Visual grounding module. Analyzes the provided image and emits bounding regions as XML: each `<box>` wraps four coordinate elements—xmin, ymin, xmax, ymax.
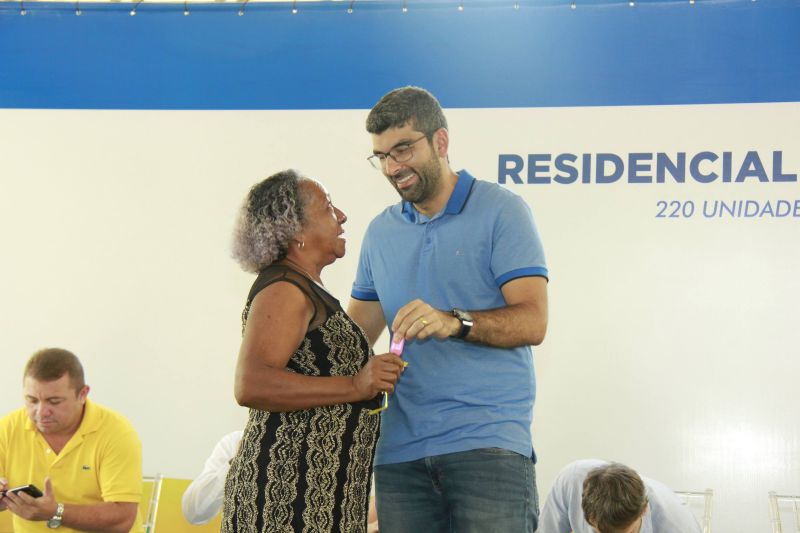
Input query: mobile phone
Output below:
<box><xmin>1</xmin><ymin>484</ymin><xmax>43</xmax><ymax>498</ymax></box>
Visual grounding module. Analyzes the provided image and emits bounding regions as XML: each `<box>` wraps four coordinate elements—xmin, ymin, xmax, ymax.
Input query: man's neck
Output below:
<box><xmin>413</xmin><ymin>170</ymin><xmax>459</xmax><ymax>218</ymax></box>
<box><xmin>44</xmin><ymin>433</ymin><xmax>73</xmax><ymax>455</ymax></box>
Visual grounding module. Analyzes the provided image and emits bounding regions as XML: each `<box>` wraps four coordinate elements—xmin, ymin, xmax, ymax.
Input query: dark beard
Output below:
<box><xmin>392</xmin><ymin>156</ymin><xmax>441</xmax><ymax>205</ymax></box>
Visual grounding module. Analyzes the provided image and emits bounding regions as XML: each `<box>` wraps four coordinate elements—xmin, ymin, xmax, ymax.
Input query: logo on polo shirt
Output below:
<box><xmin>82</xmin><ymin>465</ymin><xmax>91</xmax><ymax>470</ymax></box>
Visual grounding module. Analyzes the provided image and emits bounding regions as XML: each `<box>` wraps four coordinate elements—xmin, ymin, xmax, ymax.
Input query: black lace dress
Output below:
<box><xmin>222</xmin><ymin>265</ymin><xmax>381</xmax><ymax>533</ymax></box>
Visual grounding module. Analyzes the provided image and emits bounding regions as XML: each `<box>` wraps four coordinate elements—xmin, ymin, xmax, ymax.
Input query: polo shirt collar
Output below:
<box><xmin>77</xmin><ymin>399</ymin><xmax>100</xmax><ymax>436</ymax></box>
<box><xmin>401</xmin><ymin>170</ymin><xmax>475</xmax><ymax>222</ymax></box>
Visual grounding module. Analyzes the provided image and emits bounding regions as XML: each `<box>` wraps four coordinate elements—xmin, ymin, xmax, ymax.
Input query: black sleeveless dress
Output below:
<box><xmin>222</xmin><ymin>265</ymin><xmax>381</xmax><ymax>533</ymax></box>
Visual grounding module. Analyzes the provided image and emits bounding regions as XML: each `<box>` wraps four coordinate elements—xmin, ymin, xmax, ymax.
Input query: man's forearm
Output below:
<box><xmin>467</xmin><ymin>302</ymin><xmax>547</xmax><ymax>348</ymax></box>
<box><xmin>61</xmin><ymin>501</ymin><xmax>138</xmax><ymax>533</ymax></box>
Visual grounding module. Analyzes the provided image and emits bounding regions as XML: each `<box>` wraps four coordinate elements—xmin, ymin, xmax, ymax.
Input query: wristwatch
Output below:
<box><xmin>47</xmin><ymin>502</ymin><xmax>64</xmax><ymax>529</ymax></box>
<box><xmin>450</xmin><ymin>308</ymin><xmax>474</xmax><ymax>339</ymax></box>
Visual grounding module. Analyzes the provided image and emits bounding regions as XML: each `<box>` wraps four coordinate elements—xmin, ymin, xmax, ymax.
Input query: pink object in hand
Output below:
<box><xmin>390</xmin><ymin>337</ymin><xmax>405</xmax><ymax>356</ymax></box>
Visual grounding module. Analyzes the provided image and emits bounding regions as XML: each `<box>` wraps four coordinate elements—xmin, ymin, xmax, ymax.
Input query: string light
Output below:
<box><xmin>10</xmin><ymin>0</ymin><xmax>740</xmax><ymax>19</ymax></box>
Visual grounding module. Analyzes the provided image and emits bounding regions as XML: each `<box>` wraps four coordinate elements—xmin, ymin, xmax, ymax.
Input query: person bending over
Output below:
<box><xmin>539</xmin><ymin>459</ymin><xmax>701</xmax><ymax>533</ymax></box>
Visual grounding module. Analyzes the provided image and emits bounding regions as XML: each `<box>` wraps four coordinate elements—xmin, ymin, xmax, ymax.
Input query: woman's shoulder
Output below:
<box><xmin>248</xmin><ymin>264</ymin><xmax>313</xmax><ymax>302</ymax></box>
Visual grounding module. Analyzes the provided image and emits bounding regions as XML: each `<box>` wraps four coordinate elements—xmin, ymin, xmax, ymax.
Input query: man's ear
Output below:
<box><xmin>78</xmin><ymin>385</ymin><xmax>90</xmax><ymax>402</ymax></box>
<box><xmin>433</xmin><ymin>127</ymin><xmax>450</xmax><ymax>159</ymax></box>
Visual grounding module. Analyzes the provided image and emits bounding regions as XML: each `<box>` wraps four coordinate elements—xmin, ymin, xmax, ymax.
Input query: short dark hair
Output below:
<box><xmin>24</xmin><ymin>348</ymin><xmax>86</xmax><ymax>392</ymax></box>
<box><xmin>582</xmin><ymin>463</ymin><xmax>648</xmax><ymax>533</ymax></box>
<box><xmin>366</xmin><ymin>86</ymin><xmax>448</xmax><ymax>139</ymax></box>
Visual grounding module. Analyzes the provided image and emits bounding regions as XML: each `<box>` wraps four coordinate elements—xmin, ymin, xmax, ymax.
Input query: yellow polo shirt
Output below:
<box><xmin>0</xmin><ymin>399</ymin><xmax>143</xmax><ymax>533</ymax></box>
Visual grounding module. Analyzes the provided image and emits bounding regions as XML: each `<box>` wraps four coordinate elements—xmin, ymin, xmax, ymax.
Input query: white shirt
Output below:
<box><xmin>181</xmin><ymin>430</ymin><xmax>244</xmax><ymax>525</ymax></box>
<box><xmin>539</xmin><ymin>459</ymin><xmax>702</xmax><ymax>533</ymax></box>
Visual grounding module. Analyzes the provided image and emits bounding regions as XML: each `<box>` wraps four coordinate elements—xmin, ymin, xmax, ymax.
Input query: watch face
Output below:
<box><xmin>451</xmin><ymin>308</ymin><xmax>473</xmax><ymax>339</ymax></box>
<box><xmin>454</xmin><ymin>308</ymin><xmax>472</xmax><ymax>322</ymax></box>
<box><xmin>47</xmin><ymin>503</ymin><xmax>64</xmax><ymax>528</ymax></box>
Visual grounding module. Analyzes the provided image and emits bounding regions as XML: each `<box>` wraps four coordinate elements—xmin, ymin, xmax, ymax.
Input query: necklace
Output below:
<box><xmin>281</xmin><ymin>258</ymin><xmax>325</xmax><ymax>287</ymax></box>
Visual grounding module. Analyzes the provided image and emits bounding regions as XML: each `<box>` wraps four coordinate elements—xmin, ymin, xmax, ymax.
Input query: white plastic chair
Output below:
<box><xmin>674</xmin><ymin>489</ymin><xmax>713</xmax><ymax>533</ymax></box>
<box><xmin>141</xmin><ymin>474</ymin><xmax>164</xmax><ymax>533</ymax></box>
<box><xmin>769</xmin><ymin>491</ymin><xmax>800</xmax><ymax>533</ymax></box>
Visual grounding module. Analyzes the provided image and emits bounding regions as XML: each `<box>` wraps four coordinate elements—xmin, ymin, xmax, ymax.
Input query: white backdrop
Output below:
<box><xmin>1</xmin><ymin>103</ymin><xmax>799</xmax><ymax>532</ymax></box>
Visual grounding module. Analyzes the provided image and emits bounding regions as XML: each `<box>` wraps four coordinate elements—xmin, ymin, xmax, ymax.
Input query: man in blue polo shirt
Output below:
<box><xmin>348</xmin><ymin>86</ymin><xmax>549</xmax><ymax>532</ymax></box>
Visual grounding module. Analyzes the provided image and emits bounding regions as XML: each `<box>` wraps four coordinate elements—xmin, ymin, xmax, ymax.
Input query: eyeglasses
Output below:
<box><xmin>367</xmin><ymin>392</ymin><xmax>389</xmax><ymax>415</ymax></box>
<box><xmin>367</xmin><ymin>134</ymin><xmax>428</xmax><ymax>170</ymax></box>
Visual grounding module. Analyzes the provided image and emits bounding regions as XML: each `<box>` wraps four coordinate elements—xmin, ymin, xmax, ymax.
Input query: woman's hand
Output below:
<box><xmin>353</xmin><ymin>354</ymin><xmax>406</xmax><ymax>400</ymax></box>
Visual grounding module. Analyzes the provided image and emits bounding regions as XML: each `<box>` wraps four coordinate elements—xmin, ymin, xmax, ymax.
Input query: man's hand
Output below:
<box><xmin>2</xmin><ymin>477</ymin><xmax>57</xmax><ymax>521</ymax></box>
<box><xmin>393</xmin><ymin>277</ymin><xmax>548</xmax><ymax>349</ymax></box>
<box><xmin>0</xmin><ymin>477</ymin><xmax>9</xmax><ymax>511</ymax></box>
<box><xmin>392</xmin><ymin>299</ymin><xmax>458</xmax><ymax>341</ymax></box>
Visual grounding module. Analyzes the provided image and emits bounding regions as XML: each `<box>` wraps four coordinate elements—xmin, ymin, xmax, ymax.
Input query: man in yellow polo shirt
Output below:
<box><xmin>0</xmin><ymin>348</ymin><xmax>143</xmax><ymax>532</ymax></box>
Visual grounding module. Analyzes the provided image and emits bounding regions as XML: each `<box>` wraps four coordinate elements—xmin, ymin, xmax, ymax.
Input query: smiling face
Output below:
<box><xmin>371</xmin><ymin>122</ymin><xmax>445</xmax><ymax>209</ymax></box>
<box><xmin>24</xmin><ymin>374</ymin><xmax>89</xmax><ymax>438</ymax></box>
<box><xmin>297</xmin><ymin>179</ymin><xmax>348</xmax><ymax>265</ymax></box>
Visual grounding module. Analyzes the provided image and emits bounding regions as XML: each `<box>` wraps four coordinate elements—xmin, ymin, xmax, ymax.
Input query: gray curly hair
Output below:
<box><xmin>232</xmin><ymin>169</ymin><xmax>310</xmax><ymax>273</ymax></box>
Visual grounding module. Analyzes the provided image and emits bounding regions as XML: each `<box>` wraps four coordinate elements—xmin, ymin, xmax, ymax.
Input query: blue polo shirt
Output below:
<box><xmin>352</xmin><ymin>170</ymin><xmax>548</xmax><ymax>465</ymax></box>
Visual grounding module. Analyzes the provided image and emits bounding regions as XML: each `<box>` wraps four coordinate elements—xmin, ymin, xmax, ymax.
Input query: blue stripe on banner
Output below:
<box><xmin>1</xmin><ymin>0</ymin><xmax>798</xmax><ymax>109</ymax></box>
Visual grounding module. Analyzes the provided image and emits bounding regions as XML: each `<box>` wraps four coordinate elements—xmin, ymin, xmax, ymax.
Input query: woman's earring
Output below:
<box><xmin>296</xmin><ymin>240</ymin><xmax>305</xmax><ymax>250</ymax></box>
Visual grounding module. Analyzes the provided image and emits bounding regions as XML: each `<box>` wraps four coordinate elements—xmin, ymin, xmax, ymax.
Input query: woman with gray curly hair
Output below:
<box><xmin>223</xmin><ymin>169</ymin><xmax>404</xmax><ymax>533</ymax></box>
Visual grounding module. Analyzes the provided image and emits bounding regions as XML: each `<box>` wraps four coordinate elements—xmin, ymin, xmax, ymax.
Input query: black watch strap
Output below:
<box><xmin>451</xmin><ymin>308</ymin><xmax>474</xmax><ymax>339</ymax></box>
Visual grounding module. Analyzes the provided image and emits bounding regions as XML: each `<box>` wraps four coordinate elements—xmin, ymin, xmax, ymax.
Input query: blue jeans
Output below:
<box><xmin>374</xmin><ymin>448</ymin><xmax>539</xmax><ymax>533</ymax></box>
